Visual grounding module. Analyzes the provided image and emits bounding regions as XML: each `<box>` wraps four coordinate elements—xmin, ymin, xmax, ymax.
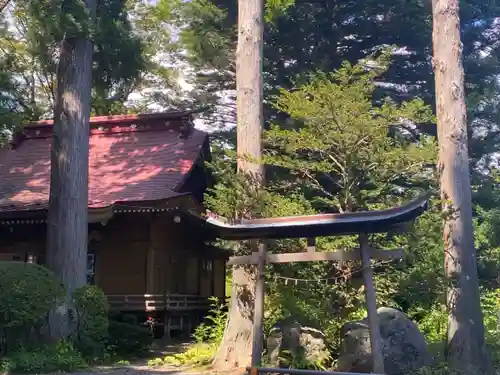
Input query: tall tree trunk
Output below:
<box><xmin>432</xmin><ymin>0</ymin><xmax>492</xmax><ymax>373</ymax></box>
<box><xmin>213</xmin><ymin>266</ymin><xmax>255</xmax><ymax>370</ymax></box>
<box><xmin>0</xmin><ymin>0</ymin><xmax>11</xmax><ymax>13</ymax></box>
<box><xmin>213</xmin><ymin>0</ymin><xmax>264</xmax><ymax>370</ymax></box>
<box><xmin>46</xmin><ymin>0</ymin><xmax>96</xmax><ymax>340</ymax></box>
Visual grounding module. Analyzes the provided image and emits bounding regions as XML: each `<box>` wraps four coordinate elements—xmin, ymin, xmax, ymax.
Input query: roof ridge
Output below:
<box><xmin>25</xmin><ymin>110</ymin><xmax>198</xmax><ymax>128</ymax></box>
<box><xmin>12</xmin><ymin>110</ymin><xmax>206</xmax><ymax>149</ymax></box>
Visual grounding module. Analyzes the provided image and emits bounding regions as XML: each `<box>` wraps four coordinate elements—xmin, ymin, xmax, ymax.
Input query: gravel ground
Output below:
<box><xmin>70</xmin><ymin>364</ymin><xmax>197</xmax><ymax>375</ymax></box>
<box><xmin>23</xmin><ymin>342</ymin><xmax>241</xmax><ymax>375</ymax></box>
<box><xmin>69</xmin><ymin>364</ymin><xmax>241</xmax><ymax>375</ymax></box>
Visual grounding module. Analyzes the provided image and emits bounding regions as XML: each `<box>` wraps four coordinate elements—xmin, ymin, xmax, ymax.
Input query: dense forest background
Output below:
<box><xmin>2</xmin><ymin>0</ymin><xmax>500</xmax><ymax>368</ymax></box>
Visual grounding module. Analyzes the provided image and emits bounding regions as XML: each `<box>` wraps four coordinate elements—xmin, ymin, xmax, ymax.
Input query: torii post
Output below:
<box><xmin>228</xmin><ymin>233</ymin><xmax>401</xmax><ymax>373</ymax></box>
<box><xmin>183</xmin><ymin>194</ymin><xmax>429</xmax><ymax>374</ymax></box>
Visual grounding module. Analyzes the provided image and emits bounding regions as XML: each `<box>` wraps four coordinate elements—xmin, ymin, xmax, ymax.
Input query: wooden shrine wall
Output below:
<box><xmin>0</xmin><ymin>213</ymin><xmax>228</xmax><ymax>301</ymax></box>
<box><xmin>93</xmin><ymin>215</ymin><xmax>150</xmax><ymax>294</ymax></box>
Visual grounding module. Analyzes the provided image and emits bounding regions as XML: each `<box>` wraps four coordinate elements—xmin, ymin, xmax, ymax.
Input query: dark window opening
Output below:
<box><xmin>202</xmin><ymin>259</ymin><xmax>213</xmax><ymax>275</ymax></box>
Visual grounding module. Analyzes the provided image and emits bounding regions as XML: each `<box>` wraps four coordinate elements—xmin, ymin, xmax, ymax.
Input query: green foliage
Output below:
<box><xmin>73</xmin><ymin>285</ymin><xmax>109</xmax><ymax>358</ymax></box>
<box><xmin>276</xmin><ymin>349</ymin><xmax>331</xmax><ymax>371</ymax></box>
<box><xmin>91</xmin><ymin>0</ymin><xmax>146</xmax><ymax>115</ymax></box>
<box><xmin>159</xmin><ymin>343</ymin><xmax>217</xmax><ymax>367</ymax></box>
<box><xmin>410</xmin><ymin>290</ymin><xmax>500</xmax><ymax>366</ymax></box>
<box><xmin>193</xmin><ymin>297</ymin><xmax>227</xmax><ymax>344</ymax></box>
<box><xmin>25</xmin><ymin>0</ymin><xmax>95</xmax><ymax>42</ymax></box>
<box><xmin>414</xmin><ymin>303</ymin><xmax>447</xmax><ymax>362</ymax></box>
<box><xmin>414</xmin><ymin>363</ymin><xmax>466</xmax><ymax>375</ymax></box>
<box><xmin>0</xmin><ymin>262</ymin><xmax>64</xmax><ymax>351</ymax></box>
<box><xmin>262</xmin><ymin>59</ymin><xmax>435</xmax><ymax>351</ymax></box>
<box><xmin>152</xmin><ymin>297</ymin><xmax>228</xmax><ymax>368</ymax></box>
<box><xmin>480</xmin><ymin>289</ymin><xmax>500</xmax><ymax>366</ymax></box>
<box><xmin>204</xmin><ymin>151</ymin><xmax>268</xmax><ymax>223</ymax></box>
<box><xmin>174</xmin><ymin>0</ymin><xmax>234</xmax><ymax>72</ymax></box>
<box><xmin>203</xmin><ymin>56</ymin><xmax>440</xmax><ymax>361</ymax></box>
<box><xmin>0</xmin><ymin>341</ymin><xmax>88</xmax><ymax>374</ymax></box>
<box><xmin>265</xmin><ymin>56</ymin><xmax>436</xmax><ymax>212</ymax></box>
<box><xmin>0</xmin><ymin>0</ymin><xmax>499</xmax><ymax>370</ymax></box>
<box><xmin>265</xmin><ymin>0</ymin><xmax>295</xmax><ymax>23</ymax></box>
<box><xmin>106</xmin><ymin>320</ymin><xmax>152</xmax><ymax>358</ymax></box>
<box><xmin>174</xmin><ymin>0</ymin><xmax>500</xmax><ymax>179</ymax></box>
<box><xmin>0</xmin><ymin>262</ymin><xmax>64</xmax><ymax>328</ymax></box>
<box><xmin>3</xmin><ymin>0</ymin><xmax>146</xmax><ymax>119</ymax></box>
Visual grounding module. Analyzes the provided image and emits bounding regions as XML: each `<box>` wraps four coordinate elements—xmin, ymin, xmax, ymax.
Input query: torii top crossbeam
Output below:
<box><xmin>184</xmin><ymin>194</ymin><xmax>428</xmax><ymax>240</ymax></box>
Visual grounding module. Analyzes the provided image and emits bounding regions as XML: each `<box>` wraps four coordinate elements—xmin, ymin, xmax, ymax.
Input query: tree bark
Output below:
<box><xmin>0</xmin><ymin>0</ymin><xmax>11</xmax><ymax>13</ymax></box>
<box><xmin>235</xmin><ymin>0</ymin><xmax>264</xmax><ymax>179</ymax></box>
<box><xmin>213</xmin><ymin>0</ymin><xmax>265</xmax><ymax>370</ymax></box>
<box><xmin>432</xmin><ymin>0</ymin><xmax>492</xmax><ymax>373</ymax></box>
<box><xmin>212</xmin><ymin>266</ymin><xmax>255</xmax><ymax>370</ymax></box>
<box><xmin>46</xmin><ymin>0</ymin><xmax>96</xmax><ymax>341</ymax></box>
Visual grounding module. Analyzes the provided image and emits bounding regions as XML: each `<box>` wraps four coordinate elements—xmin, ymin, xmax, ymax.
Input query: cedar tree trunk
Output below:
<box><xmin>0</xmin><ymin>0</ymin><xmax>10</xmax><ymax>13</ymax></box>
<box><xmin>213</xmin><ymin>266</ymin><xmax>256</xmax><ymax>370</ymax></box>
<box><xmin>46</xmin><ymin>0</ymin><xmax>96</xmax><ymax>340</ymax></box>
<box><xmin>432</xmin><ymin>0</ymin><xmax>492</xmax><ymax>373</ymax></box>
<box><xmin>213</xmin><ymin>0</ymin><xmax>265</xmax><ymax>370</ymax></box>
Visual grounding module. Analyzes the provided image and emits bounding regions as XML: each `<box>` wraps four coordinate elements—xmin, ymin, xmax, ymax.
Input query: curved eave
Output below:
<box><xmin>0</xmin><ymin>193</ymin><xmax>196</xmax><ymax>223</ymax></box>
<box><xmin>184</xmin><ymin>194</ymin><xmax>429</xmax><ymax>240</ymax></box>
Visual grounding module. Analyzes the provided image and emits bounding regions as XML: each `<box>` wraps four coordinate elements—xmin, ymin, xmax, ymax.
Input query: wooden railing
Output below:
<box><xmin>106</xmin><ymin>294</ymin><xmax>211</xmax><ymax>312</ymax></box>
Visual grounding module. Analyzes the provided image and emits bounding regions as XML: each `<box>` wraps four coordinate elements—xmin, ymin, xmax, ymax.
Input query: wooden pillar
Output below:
<box><xmin>251</xmin><ymin>241</ymin><xmax>266</xmax><ymax>367</ymax></box>
<box><xmin>146</xmin><ymin>215</ymin><xmax>157</xmax><ymax>294</ymax></box>
<box><xmin>197</xmin><ymin>257</ymin><xmax>202</xmax><ymax>295</ymax></box>
<box><xmin>307</xmin><ymin>237</ymin><xmax>316</xmax><ymax>252</ymax></box>
<box><xmin>359</xmin><ymin>232</ymin><xmax>385</xmax><ymax>374</ymax></box>
<box><xmin>211</xmin><ymin>259</ymin><xmax>215</xmax><ymax>297</ymax></box>
<box><xmin>176</xmin><ymin>256</ymin><xmax>187</xmax><ymax>294</ymax></box>
<box><xmin>222</xmin><ymin>259</ymin><xmax>227</xmax><ymax>301</ymax></box>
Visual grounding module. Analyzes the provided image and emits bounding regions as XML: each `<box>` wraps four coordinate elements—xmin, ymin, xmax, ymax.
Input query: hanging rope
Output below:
<box><xmin>268</xmin><ymin>259</ymin><xmax>397</xmax><ymax>286</ymax></box>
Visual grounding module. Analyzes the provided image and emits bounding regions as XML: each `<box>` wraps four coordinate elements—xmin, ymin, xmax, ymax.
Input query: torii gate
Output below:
<box><xmin>182</xmin><ymin>194</ymin><xmax>429</xmax><ymax>374</ymax></box>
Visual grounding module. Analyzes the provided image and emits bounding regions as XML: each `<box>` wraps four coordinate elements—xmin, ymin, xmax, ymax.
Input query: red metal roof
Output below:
<box><xmin>0</xmin><ymin>112</ymin><xmax>208</xmax><ymax>213</ymax></box>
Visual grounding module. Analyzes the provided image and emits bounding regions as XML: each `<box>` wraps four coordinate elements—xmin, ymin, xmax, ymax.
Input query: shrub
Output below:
<box><xmin>416</xmin><ymin>292</ymin><xmax>500</xmax><ymax>366</ymax></box>
<box><xmin>73</xmin><ymin>285</ymin><xmax>109</xmax><ymax>358</ymax></box>
<box><xmin>480</xmin><ymin>289</ymin><xmax>500</xmax><ymax>366</ymax></box>
<box><xmin>0</xmin><ymin>341</ymin><xmax>88</xmax><ymax>373</ymax></box>
<box><xmin>121</xmin><ymin>313</ymin><xmax>139</xmax><ymax>325</ymax></box>
<box><xmin>0</xmin><ymin>262</ymin><xmax>64</xmax><ymax>352</ymax></box>
<box><xmin>193</xmin><ymin>297</ymin><xmax>227</xmax><ymax>344</ymax></box>
<box><xmin>276</xmin><ymin>349</ymin><xmax>331</xmax><ymax>371</ymax></box>
<box><xmin>160</xmin><ymin>343</ymin><xmax>217</xmax><ymax>367</ymax></box>
<box><xmin>106</xmin><ymin>320</ymin><xmax>152</xmax><ymax>357</ymax></box>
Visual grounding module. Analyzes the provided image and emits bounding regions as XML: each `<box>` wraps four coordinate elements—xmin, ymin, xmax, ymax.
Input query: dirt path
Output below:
<box><xmin>72</xmin><ymin>364</ymin><xmax>239</xmax><ymax>375</ymax></box>
<box><xmin>71</xmin><ymin>364</ymin><xmax>197</xmax><ymax>375</ymax></box>
<box><xmin>52</xmin><ymin>342</ymin><xmax>240</xmax><ymax>375</ymax></box>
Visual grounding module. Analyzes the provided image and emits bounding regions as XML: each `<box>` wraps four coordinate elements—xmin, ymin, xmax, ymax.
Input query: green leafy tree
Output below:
<box><xmin>123</xmin><ymin>0</ymin><xmax>198</xmax><ymax>113</ymax></box>
<box><xmin>206</xmin><ymin>57</ymin><xmax>439</xmax><ymax>360</ymax></box>
<box><xmin>264</xmin><ymin>54</ymin><xmax>436</xmax><ymax>212</ymax></box>
<box><xmin>2</xmin><ymin>0</ymin><xmax>146</xmax><ymax>118</ymax></box>
<box><xmin>0</xmin><ymin>8</ymin><xmax>50</xmax><ymax>128</ymax></box>
<box><xmin>168</xmin><ymin>0</ymin><xmax>500</xmax><ymax>175</ymax></box>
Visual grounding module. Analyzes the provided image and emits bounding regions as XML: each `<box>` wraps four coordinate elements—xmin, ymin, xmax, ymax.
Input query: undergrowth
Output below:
<box><xmin>0</xmin><ymin>275</ymin><xmax>152</xmax><ymax>373</ymax></box>
<box><xmin>0</xmin><ymin>341</ymin><xmax>88</xmax><ymax>374</ymax></box>
<box><xmin>273</xmin><ymin>349</ymin><xmax>331</xmax><ymax>371</ymax></box>
<box><xmin>148</xmin><ymin>297</ymin><xmax>227</xmax><ymax>368</ymax></box>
